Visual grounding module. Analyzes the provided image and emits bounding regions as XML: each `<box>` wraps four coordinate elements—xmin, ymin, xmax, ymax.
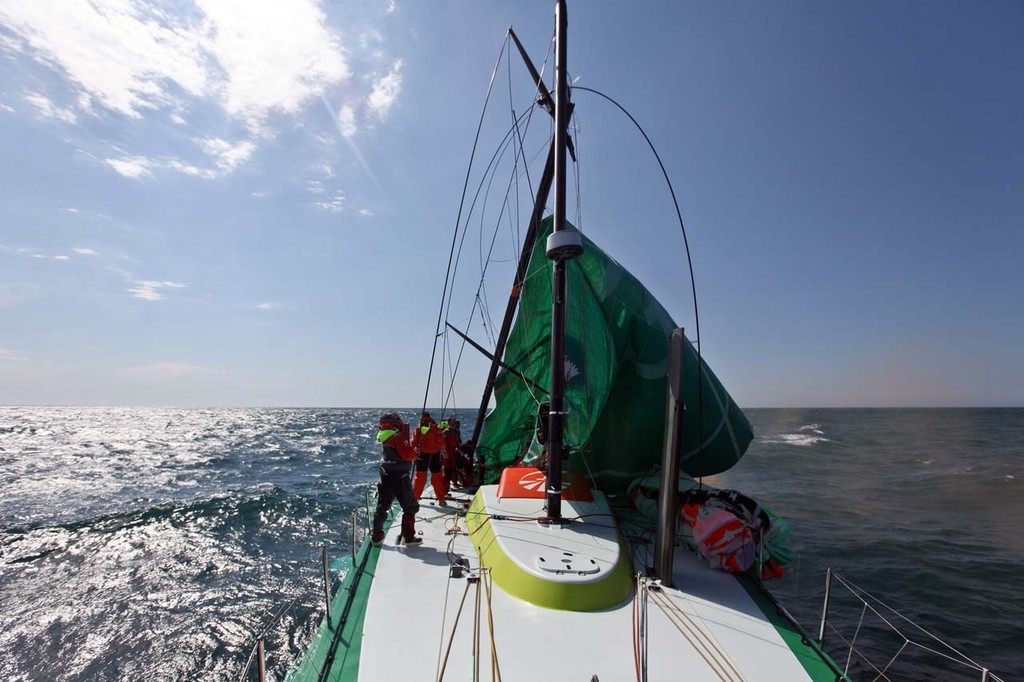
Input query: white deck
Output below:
<box><xmin>358</xmin><ymin>487</ymin><xmax>818</xmax><ymax>681</ymax></box>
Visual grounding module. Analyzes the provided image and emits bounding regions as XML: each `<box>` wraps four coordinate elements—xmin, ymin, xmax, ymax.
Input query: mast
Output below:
<box><xmin>468</xmin><ymin>26</ymin><xmax>570</xmax><ymax>470</ymax></box>
<box><xmin>544</xmin><ymin>0</ymin><xmax>582</xmax><ymax>522</ymax></box>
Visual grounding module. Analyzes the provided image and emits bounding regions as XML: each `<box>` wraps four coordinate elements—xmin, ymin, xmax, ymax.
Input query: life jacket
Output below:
<box><xmin>412</xmin><ymin>415</ymin><xmax>445</xmax><ymax>454</ymax></box>
<box><xmin>377</xmin><ymin>413</ymin><xmax>415</xmax><ymax>471</ymax></box>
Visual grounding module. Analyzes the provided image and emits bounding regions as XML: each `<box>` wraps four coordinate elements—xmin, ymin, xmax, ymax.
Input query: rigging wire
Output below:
<box><xmin>440</xmin><ymin>109</ymin><xmax>544</xmax><ymax>412</ymax></box>
<box><xmin>438</xmin><ymin>33</ymin><xmax>555</xmax><ymax>417</ymax></box>
<box><xmin>422</xmin><ymin>35</ymin><xmax>511</xmax><ymax>415</ymax></box>
<box><xmin>572</xmin><ymin>85</ymin><xmax>706</xmax><ymax>463</ymax></box>
<box><xmin>440</xmin><ymin>122</ymin><xmax>551</xmax><ymax>410</ymax></box>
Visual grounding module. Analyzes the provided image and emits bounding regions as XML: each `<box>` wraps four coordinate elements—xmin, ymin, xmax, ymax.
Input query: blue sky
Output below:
<box><xmin>0</xmin><ymin>1</ymin><xmax>1021</xmax><ymax>408</ymax></box>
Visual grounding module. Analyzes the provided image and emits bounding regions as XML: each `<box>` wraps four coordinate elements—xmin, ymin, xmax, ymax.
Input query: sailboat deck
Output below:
<box><xmin>351</xmin><ymin>488</ymin><xmax>837</xmax><ymax>682</ymax></box>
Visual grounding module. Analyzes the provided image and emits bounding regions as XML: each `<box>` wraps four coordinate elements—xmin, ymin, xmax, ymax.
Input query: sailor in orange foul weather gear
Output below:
<box><xmin>411</xmin><ymin>411</ymin><xmax>447</xmax><ymax>505</ymax></box>
<box><xmin>371</xmin><ymin>412</ymin><xmax>421</xmax><ymax>545</ymax></box>
<box><xmin>440</xmin><ymin>416</ymin><xmax>464</xmax><ymax>487</ymax></box>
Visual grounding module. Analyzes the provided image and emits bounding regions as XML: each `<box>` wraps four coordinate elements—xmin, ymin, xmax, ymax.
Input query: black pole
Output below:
<box><xmin>446</xmin><ymin>322</ymin><xmax>549</xmax><ymax>396</ymax></box>
<box><xmin>508</xmin><ymin>28</ymin><xmax>555</xmax><ymax>115</ymax></box>
<box><xmin>545</xmin><ymin>0</ymin><xmax>572</xmax><ymax>523</ymax></box>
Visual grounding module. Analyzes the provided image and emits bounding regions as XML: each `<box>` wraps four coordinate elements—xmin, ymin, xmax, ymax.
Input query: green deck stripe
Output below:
<box><xmin>737</xmin><ymin>577</ymin><xmax>849</xmax><ymax>682</ymax></box>
<box><xmin>287</xmin><ymin>518</ymin><xmax>389</xmax><ymax>682</ymax></box>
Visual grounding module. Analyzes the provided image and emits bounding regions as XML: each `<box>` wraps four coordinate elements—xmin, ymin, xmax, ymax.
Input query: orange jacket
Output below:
<box><xmin>412</xmin><ymin>417</ymin><xmax>445</xmax><ymax>455</ymax></box>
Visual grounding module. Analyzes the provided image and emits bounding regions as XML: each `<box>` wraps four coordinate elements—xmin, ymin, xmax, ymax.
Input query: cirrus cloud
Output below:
<box><xmin>0</xmin><ymin>0</ymin><xmax>405</xmax><ymax>181</ymax></box>
<box><xmin>0</xmin><ymin>0</ymin><xmax>349</xmax><ymax>131</ymax></box>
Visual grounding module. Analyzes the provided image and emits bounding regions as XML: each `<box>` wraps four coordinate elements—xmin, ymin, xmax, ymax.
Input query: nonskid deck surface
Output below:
<box><xmin>355</xmin><ymin>486</ymin><xmax>826</xmax><ymax>681</ymax></box>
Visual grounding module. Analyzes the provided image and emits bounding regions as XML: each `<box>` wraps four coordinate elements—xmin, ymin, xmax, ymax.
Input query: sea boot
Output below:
<box><xmin>412</xmin><ymin>471</ymin><xmax>427</xmax><ymax>499</ymax></box>
<box><xmin>400</xmin><ymin>513</ymin><xmax>422</xmax><ymax>545</ymax></box>
<box><xmin>431</xmin><ymin>472</ymin><xmax>448</xmax><ymax>505</ymax></box>
<box><xmin>370</xmin><ymin>529</ymin><xmax>385</xmax><ymax>546</ymax></box>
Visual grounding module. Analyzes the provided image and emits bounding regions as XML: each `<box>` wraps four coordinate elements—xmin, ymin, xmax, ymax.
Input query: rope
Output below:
<box><xmin>421</xmin><ymin>40</ymin><xmax>506</xmax><ymax>415</ymax></box>
<box><xmin>483</xmin><ymin>570</ymin><xmax>503</xmax><ymax>682</ymax></box>
<box><xmin>824</xmin><ymin>621</ymin><xmax>893</xmax><ymax>681</ymax></box>
<box><xmin>844</xmin><ymin>603</ymin><xmax>868</xmax><ymax>675</ymax></box>
<box><xmin>436</xmin><ymin>580</ymin><xmax>473</xmax><ymax>681</ymax></box>
<box><xmin>826</xmin><ymin>571</ymin><xmax>1004</xmax><ymax>679</ymax></box>
<box><xmin>435</xmin><ymin>568</ymin><xmax>456</xmax><ymax>681</ymax></box>
<box><xmin>647</xmin><ymin>586</ymin><xmax>745</xmax><ymax>682</ymax></box>
<box><xmin>832</xmin><ymin>572</ymin><xmax>990</xmax><ymax>671</ymax></box>
<box><xmin>473</xmin><ymin>564</ymin><xmax>482</xmax><ymax>682</ymax></box>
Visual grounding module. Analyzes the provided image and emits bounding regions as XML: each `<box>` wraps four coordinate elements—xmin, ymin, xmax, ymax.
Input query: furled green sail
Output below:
<box><xmin>476</xmin><ymin>217</ymin><xmax>753</xmax><ymax>493</ymax></box>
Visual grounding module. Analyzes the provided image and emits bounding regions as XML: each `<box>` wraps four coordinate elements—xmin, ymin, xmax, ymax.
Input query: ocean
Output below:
<box><xmin>0</xmin><ymin>407</ymin><xmax>1020</xmax><ymax>681</ymax></box>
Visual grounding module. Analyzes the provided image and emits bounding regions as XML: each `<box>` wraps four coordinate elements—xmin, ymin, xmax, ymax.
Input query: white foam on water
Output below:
<box><xmin>761</xmin><ymin>432</ymin><xmax>831</xmax><ymax>447</ymax></box>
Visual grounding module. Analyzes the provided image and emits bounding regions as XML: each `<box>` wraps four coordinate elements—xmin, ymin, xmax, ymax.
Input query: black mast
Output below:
<box><xmin>467</xmin><ymin>10</ymin><xmax>579</xmax><ymax>502</ymax></box>
<box><xmin>544</xmin><ymin>0</ymin><xmax>581</xmax><ymax>523</ymax></box>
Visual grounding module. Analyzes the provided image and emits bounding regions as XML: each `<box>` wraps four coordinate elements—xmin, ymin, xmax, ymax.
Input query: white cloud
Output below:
<box><xmin>105</xmin><ymin>155</ymin><xmax>153</xmax><ymax>178</ymax></box>
<box><xmin>53</xmin><ymin>255</ymin><xmax>71</xmax><ymax>261</ymax></box>
<box><xmin>314</xmin><ymin>195</ymin><xmax>345</xmax><ymax>213</ymax></box>
<box><xmin>359</xmin><ymin>208</ymin><xmax>374</xmax><ymax>217</ymax></box>
<box><xmin>196</xmin><ymin>137</ymin><xmax>256</xmax><ymax>172</ymax></box>
<box><xmin>105</xmin><ymin>139</ymin><xmax>253</xmax><ymax>180</ymax></box>
<box><xmin>127</xmin><ymin>280</ymin><xmax>187</xmax><ymax>301</ymax></box>
<box><xmin>367</xmin><ymin>59</ymin><xmax>402</xmax><ymax>120</ymax></box>
<box><xmin>2</xmin><ymin>3</ymin><xmax>208</xmax><ymax>118</ymax></box>
<box><xmin>73</xmin><ymin>247</ymin><xmax>98</xmax><ymax>256</ymax></box>
<box><xmin>165</xmin><ymin>159</ymin><xmax>215</xmax><ymax>179</ymax></box>
<box><xmin>337</xmin><ymin>104</ymin><xmax>357</xmax><ymax>137</ymax></box>
<box><xmin>23</xmin><ymin>92</ymin><xmax>77</xmax><ymax>123</ymax></box>
<box><xmin>256</xmin><ymin>302</ymin><xmax>274</xmax><ymax>310</ymax></box>
<box><xmin>0</xmin><ymin>0</ymin><xmax>352</xmax><ymax>142</ymax></box>
<box><xmin>1</xmin><ymin>103</ymin><xmax>17</xmax><ymax>113</ymax></box>
<box><xmin>196</xmin><ymin>0</ymin><xmax>349</xmax><ymax>133</ymax></box>
<box><xmin>2</xmin><ymin>0</ymin><xmax>406</xmax><ymax>187</ymax></box>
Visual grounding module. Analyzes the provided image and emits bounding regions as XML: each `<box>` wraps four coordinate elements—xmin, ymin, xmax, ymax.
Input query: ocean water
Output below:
<box><xmin>0</xmin><ymin>407</ymin><xmax>1020</xmax><ymax>681</ymax></box>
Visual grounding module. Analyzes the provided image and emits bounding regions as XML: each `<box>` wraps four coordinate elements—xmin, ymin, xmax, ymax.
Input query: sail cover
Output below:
<box><xmin>477</xmin><ymin>217</ymin><xmax>753</xmax><ymax>493</ymax></box>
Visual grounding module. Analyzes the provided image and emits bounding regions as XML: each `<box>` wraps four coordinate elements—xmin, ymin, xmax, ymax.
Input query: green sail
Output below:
<box><xmin>476</xmin><ymin>217</ymin><xmax>753</xmax><ymax>493</ymax></box>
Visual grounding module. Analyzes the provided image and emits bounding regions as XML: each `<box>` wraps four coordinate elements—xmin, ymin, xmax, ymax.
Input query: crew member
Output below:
<box><xmin>371</xmin><ymin>412</ymin><xmax>421</xmax><ymax>546</ymax></box>
<box><xmin>441</xmin><ymin>416</ymin><xmax>462</xmax><ymax>486</ymax></box>
<box><xmin>412</xmin><ymin>411</ymin><xmax>448</xmax><ymax>505</ymax></box>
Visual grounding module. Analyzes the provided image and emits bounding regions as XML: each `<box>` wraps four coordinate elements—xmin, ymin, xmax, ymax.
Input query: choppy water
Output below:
<box><xmin>1</xmin><ymin>407</ymin><xmax>1021</xmax><ymax>680</ymax></box>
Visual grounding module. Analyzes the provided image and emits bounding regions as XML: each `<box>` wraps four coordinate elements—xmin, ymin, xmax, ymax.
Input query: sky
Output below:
<box><xmin>0</xmin><ymin>1</ymin><xmax>1021</xmax><ymax>408</ymax></box>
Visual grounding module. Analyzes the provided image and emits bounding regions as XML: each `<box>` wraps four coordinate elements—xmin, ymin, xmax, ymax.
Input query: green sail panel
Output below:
<box><xmin>477</xmin><ymin>217</ymin><xmax>753</xmax><ymax>493</ymax></box>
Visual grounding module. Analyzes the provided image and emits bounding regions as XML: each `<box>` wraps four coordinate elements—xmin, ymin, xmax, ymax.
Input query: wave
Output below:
<box><xmin>758</xmin><ymin>422</ymin><xmax>830</xmax><ymax>447</ymax></box>
<box><xmin>2</xmin><ymin>485</ymin><xmax>320</xmax><ymax>546</ymax></box>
